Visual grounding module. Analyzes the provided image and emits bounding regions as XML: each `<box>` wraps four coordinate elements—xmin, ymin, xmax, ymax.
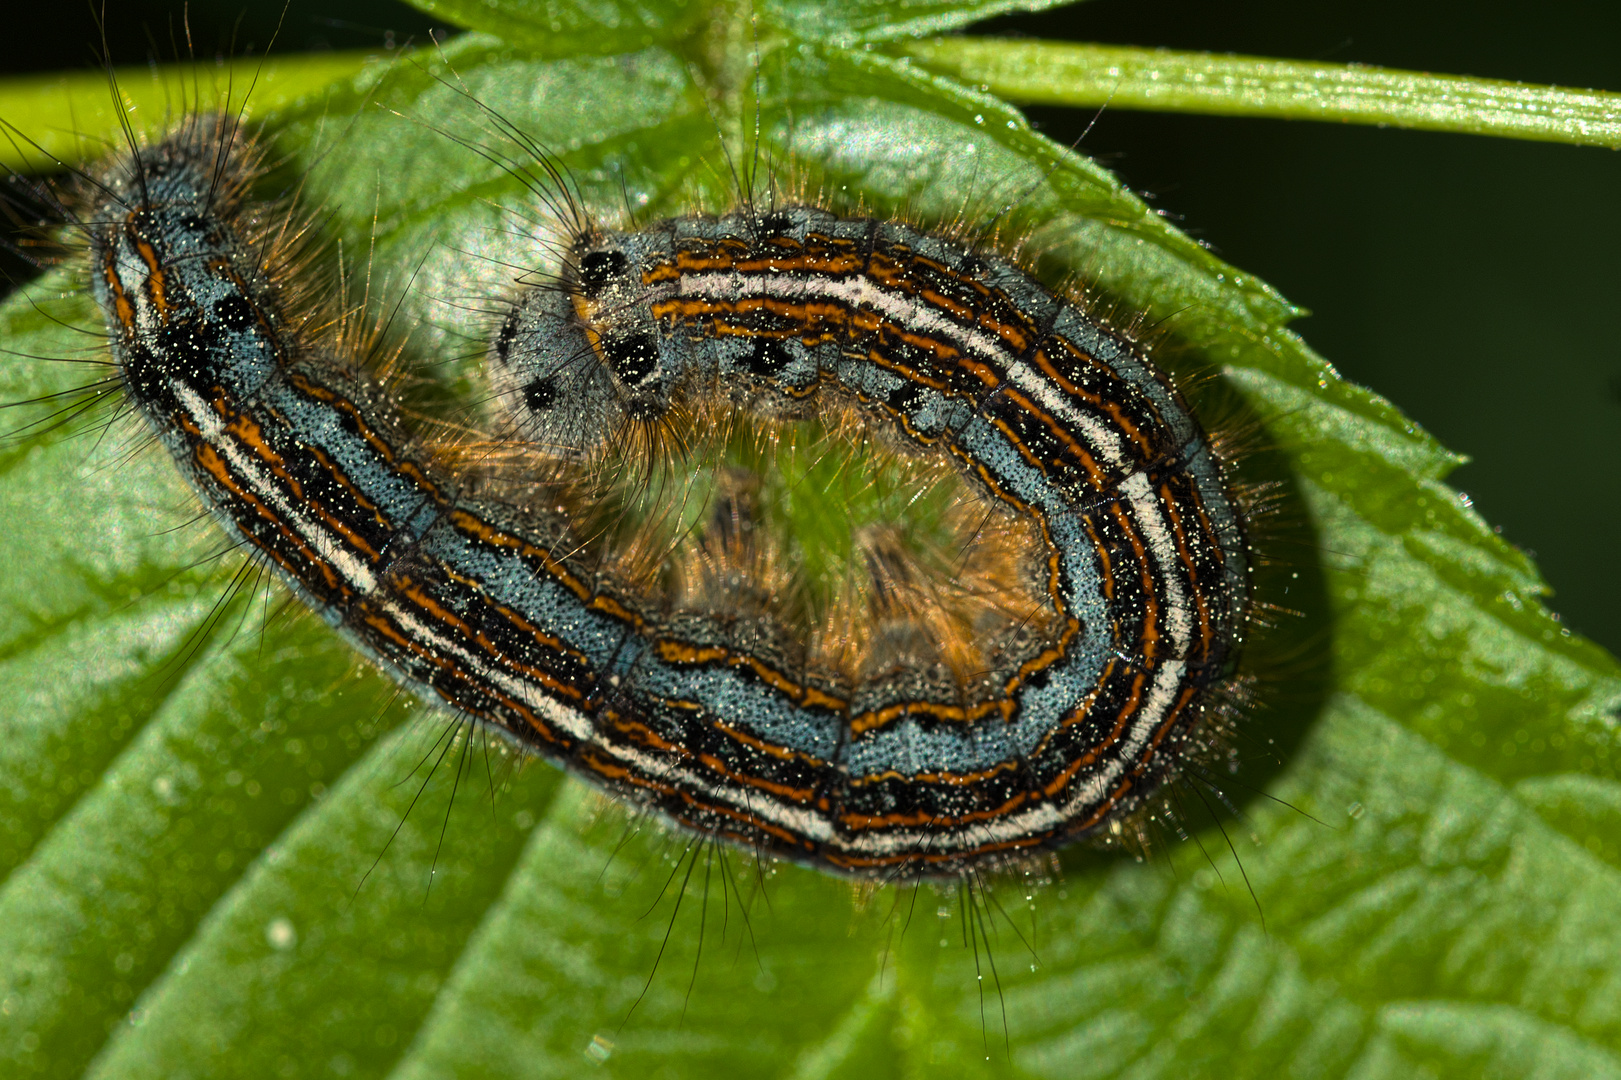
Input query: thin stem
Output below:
<box><xmin>900</xmin><ymin>38</ymin><xmax>1621</xmax><ymax>149</ymax></box>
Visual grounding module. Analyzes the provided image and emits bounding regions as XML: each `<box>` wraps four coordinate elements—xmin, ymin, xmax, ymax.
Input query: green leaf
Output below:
<box><xmin>753</xmin><ymin>0</ymin><xmax>1079</xmax><ymax>46</ymax></box>
<box><xmin>405</xmin><ymin>0</ymin><xmax>708</xmax><ymax>59</ymax></box>
<box><xmin>0</xmin><ymin>54</ymin><xmax>377</xmax><ymax>173</ymax></box>
<box><xmin>412</xmin><ymin>0</ymin><xmax>1078</xmax><ymax>51</ymax></box>
<box><xmin>2</xmin><ymin>4</ymin><xmax>1619</xmax><ymax>1079</ymax></box>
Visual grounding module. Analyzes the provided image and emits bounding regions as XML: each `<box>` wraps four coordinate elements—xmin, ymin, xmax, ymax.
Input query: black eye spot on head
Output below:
<box><xmin>746</xmin><ymin>336</ymin><xmax>791</xmax><ymax>377</ymax></box>
<box><xmin>523</xmin><ymin>376</ymin><xmax>558</xmax><ymax>412</ymax></box>
<box><xmin>607</xmin><ymin>333</ymin><xmax>660</xmax><ymax>386</ymax></box>
<box><xmin>760</xmin><ymin>211</ymin><xmax>793</xmax><ymax>235</ymax></box>
<box><xmin>577</xmin><ymin>249</ymin><xmax>629</xmax><ymax>296</ymax></box>
<box><xmin>213</xmin><ymin>293</ymin><xmax>255</xmax><ymax>331</ymax></box>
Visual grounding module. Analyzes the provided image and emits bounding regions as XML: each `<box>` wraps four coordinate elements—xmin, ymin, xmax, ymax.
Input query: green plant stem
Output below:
<box><xmin>0</xmin><ymin>53</ymin><xmax>375</xmax><ymax>173</ymax></box>
<box><xmin>900</xmin><ymin>37</ymin><xmax>1621</xmax><ymax>148</ymax></box>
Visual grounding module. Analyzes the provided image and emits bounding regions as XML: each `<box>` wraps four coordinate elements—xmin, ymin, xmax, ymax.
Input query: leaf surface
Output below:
<box><xmin>0</xmin><ymin>5</ymin><xmax>1617</xmax><ymax>1079</ymax></box>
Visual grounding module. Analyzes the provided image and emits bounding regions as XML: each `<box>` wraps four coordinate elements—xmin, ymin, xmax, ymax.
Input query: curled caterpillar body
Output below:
<box><xmin>488</xmin><ymin>205</ymin><xmax>1253</xmax><ymax>875</ymax></box>
<box><xmin>87</xmin><ymin>110</ymin><xmax>1250</xmax><ymax>878</ymax></box>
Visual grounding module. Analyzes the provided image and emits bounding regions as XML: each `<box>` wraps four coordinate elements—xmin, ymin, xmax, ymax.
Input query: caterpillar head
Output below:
<box><xmin>488</xmin><ymin>230</ymin><xmax>692</xmax><ymax>455</ymax></box>
<box><xmin>486</xmin><ymin>288</ymin><xmax>626</xmax><ymax>456</ymax></box>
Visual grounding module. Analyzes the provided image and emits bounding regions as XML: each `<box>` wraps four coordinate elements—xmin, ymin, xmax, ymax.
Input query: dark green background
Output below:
<box><xmin>4</xmin><ymin>0</ymin><xmax>1617</xmax><ymax>655</ymax></box>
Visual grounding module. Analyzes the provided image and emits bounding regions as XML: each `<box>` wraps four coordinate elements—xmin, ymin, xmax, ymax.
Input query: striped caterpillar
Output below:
<box><xmin>65</xmin><ymin>73</ymin><xmax>1250</xmax><ymax>880</ymax></box>
<box><xmin>479</xmin><ymin>192</ymin><xmax>1252</xmax><ymax>876</ymax></box>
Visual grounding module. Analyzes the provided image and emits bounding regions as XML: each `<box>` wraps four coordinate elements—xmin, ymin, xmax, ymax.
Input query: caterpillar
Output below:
<box><xmin>481</xmin><ymin>195</ymin><xmax>1253</xmax><ymax>876</ymax></box>
<box><xmin>66</xmin><ymin>66</ymin><xmax>1252</xmax><ymax>883</ymax></box>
